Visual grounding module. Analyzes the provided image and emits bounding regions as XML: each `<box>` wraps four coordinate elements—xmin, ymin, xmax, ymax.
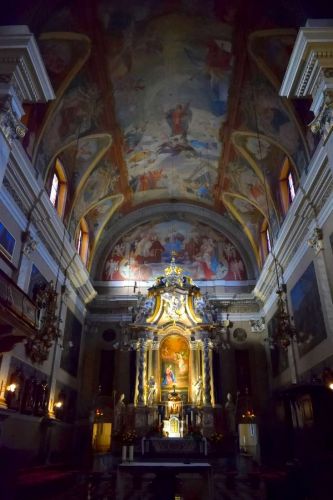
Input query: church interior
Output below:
<box><xmin>1</xmin><ymin>0</ymin><xmax>333</xmax><ymax>498</ymax></box>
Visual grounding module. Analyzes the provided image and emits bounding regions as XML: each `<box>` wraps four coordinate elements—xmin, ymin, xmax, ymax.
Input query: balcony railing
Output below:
<box><xmin>0</xmin><ymin>269</ymin><xmax>37</xmax><ymax>329</ymax></box>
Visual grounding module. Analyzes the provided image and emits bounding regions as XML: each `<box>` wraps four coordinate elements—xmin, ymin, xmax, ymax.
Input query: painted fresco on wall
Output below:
<box><xmin>58</xmin><ymin>134</ymin><xmax>112</xmax><ymax>194</ymax></box>
<box><xmin>102</xmin><ymin>219</ymin><xmax>247</xmax><ymax>281</ymax></box>
<box><xmin>267</xmin><ymin>312</ymin><xmax>289</xmax><ymax>377</ymax></box>
<box><xmin>240</xmin><ymin>72</ymin><xmax>308</xmax><ymax>175</ymax></box>
<box><xmin>290</xmin><ymin>262</ymin><xmax>327</xmax><ymax>357</ymax></box>
<box><xmin>70</xmin><ymin>157</ymin><xmax>120</xmax><ymax>224</ymax></box>
<box><xmin>160</xmin><ymin>335</ymin><xmax>189</xmax><ymax>394</ymax></box>
<box><xmin>39</xmin><ymin>35</ymin><xmax>91</xmax><ymax>94</ymax></box>
<box><xmin>84</xmin><ymin>195</ymin><xmax>124</xmax><ymax>254</ymax></box>
<box><xmin>249</xmin><ymin>32</ymin><xmax>295</xmax><ymax>86</ymax></box>
<box><xmin>102</xmin><ymin>7</ymin><xmax>233</xmax><ymax>205</ymax></box>
<box><xmin>36</xmin><ymin>74</ymin><xmax>104</xmax><ymax>176</ymax></box>
<box><xmin>231</xmin><ymin>133</ymin><xmax>288</xmax><ymax>232</ymax></box>
<box><xmin>223</xmin><ymin>195</ymin><xmax>264</xmax><ymax>252</ymax></box>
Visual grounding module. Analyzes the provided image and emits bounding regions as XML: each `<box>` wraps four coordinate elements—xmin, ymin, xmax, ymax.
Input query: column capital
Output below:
<box><xmin>0</xmin><ymin>94</ymin><xmax>27</xmax><ymax>144</ymax></box>
<box><xmin>308</xmin><ymin>227</ymin><xmax>324</xmax><ymax>254</ymax></box>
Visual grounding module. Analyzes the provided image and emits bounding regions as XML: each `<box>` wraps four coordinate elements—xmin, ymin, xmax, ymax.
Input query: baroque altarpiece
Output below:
<box><xmin>122</xmin><ymin>257</ymin><xmax>225</xmax><ymax>438</ymax></box>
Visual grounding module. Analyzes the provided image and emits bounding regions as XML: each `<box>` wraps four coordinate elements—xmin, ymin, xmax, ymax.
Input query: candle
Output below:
<box><xmin>186</xmin><ymin>414</ymin><xmax>189</xmax><ymax>426</ymax></box>
<box><xmin>191</xmin><ymin>411</ymin><xmax>193</xmax><ymax>422</ymax></box>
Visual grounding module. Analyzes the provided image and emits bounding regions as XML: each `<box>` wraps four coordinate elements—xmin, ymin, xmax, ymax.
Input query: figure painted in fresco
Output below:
<box><xmin>166</xmin><ymin>103</ymin><xmax>192</xmax><ymax>138</ymax></box>
<box><xmin>102</xmin><ymin>220</ymin><xmax>247</xmax><ymax>282</ymax></box>
<box><xmin>162</xmin><ymin>364</ymin><xmax>176</xmax><ymax>386</ymax></box>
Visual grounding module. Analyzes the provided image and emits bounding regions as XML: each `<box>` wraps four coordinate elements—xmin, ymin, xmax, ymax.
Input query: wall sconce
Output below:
<box><xmin>6</xmin><ymin>383</ymin><xmax>17</xmax><ymax>393</ymax></box>
<box><xmin>54</xmin><ymin>400</ymin><xmax>63</xmax><ymax>409</ymax></box>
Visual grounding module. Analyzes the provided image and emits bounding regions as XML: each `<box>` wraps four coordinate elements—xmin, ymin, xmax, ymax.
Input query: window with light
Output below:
<box><xmin>76</xmin><ymin>218</ymin><xmax>89</xmax><ymax>266</ymax></box>
<box><xmin>48</xmin><ymin>158</ymin><xmax>67</xmax><ymax>218</ymax></box>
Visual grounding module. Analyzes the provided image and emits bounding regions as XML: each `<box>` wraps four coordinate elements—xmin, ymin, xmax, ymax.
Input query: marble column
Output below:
<box><xmin>203</xmin><ymin>336</ymin><xmax>212</xmax><ymax>407</ymax></box>
<box><xmin>136</xmin><ymin>337</ymin><xmax>147</xmax><ymax>406</ymax></box>
<box><xmin>151</xmin><ymin>337</ymin><xmax>160</xmax><ymax>402</ymax></box>
<box><xmin>189</xmin><ymin>339</ymin><xmax>199</xmax><ymax>404</ymax></box>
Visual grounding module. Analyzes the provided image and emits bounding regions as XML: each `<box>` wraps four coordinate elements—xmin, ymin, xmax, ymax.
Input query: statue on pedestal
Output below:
<box><xmin>225</xmin><ymin>392</ymin><xmax>236</xmax><ymax>434</ymax></box>
<box><xmin>115</xmin><ymin>393</ymin><xmax>126</xmax><ymax>431</ymax></box>
<box><xmin>193</xmin><ymin>375</ymin><xmax>203</xmax><ymax>406</ymax></box>
<box><xmin>147</xmin><ymin>375</ymin><xmax>156</xmax><ymax>406</ymax></box>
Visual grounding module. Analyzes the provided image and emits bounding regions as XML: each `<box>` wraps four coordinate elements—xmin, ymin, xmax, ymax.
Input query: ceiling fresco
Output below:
<box><xmin>10</xmin><ymin>0</ymin><xmax>316</xmax><ymax>273</ymax></box>
<box><xmin>102</xmin><ymin>219</ymin><xmax>248</xmax><ymax>282</ymax></box>
<box><xmin>103</xmin><ymin>11</ymin><xmax>233</xmax><ymax>205</ymax></box>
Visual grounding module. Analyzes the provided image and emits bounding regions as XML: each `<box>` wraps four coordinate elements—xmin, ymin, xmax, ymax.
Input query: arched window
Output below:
<box><xmin>48</xmin><ymin>158</ymin><xmax>67</xmax><ymax>218</ymax></box>
<box><xmin>76</xmin><ymin>218</ymin><xmax>89</xmax><ymax>265</ymax></box>
<box><xmin>280</xmin><ymin>157</ymin><xmax>298</xmax><ymax>215</ymax></box>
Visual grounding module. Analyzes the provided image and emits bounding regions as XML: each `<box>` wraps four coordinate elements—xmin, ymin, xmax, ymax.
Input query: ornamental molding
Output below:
<box><xmin>307</xmin><ymin>227</ymin><xmax>324</xmax><ymax>254</ymax></box>
<box><xmin>280</xmin><ymin>24</ymin><xmax>333</xmax><ymax>99</ymax></box>
<box><xmin>0</xmin><ymin>25</ymin><xmax>55</xmax><ymax>102</ymax></box>
<box><xmin>309</xmin><ymin>89</ymin><xmax>333</xmax><ymax>142</ymax></box>
<box><xmin>0</xmin><ymin>94</ymin><xmax>27</xmax><ymax>144</ymax></box>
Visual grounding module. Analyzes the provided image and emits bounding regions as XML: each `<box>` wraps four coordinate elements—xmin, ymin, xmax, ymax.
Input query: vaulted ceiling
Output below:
<box><xmin>7</xmin><ymin>0</ymin><xmax>322</xmax><ymax>282</ymax></box>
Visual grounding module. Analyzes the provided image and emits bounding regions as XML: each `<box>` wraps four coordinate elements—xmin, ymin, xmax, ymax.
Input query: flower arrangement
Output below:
<box><xmin>121</xmin><ymin>429</ymin><xmax>138</xmax><ymax>445</ymax></box>
<box><xmin>208</xmin><ymin>432</ymin><xmax>224</xmax><ymax>445</ymax></box>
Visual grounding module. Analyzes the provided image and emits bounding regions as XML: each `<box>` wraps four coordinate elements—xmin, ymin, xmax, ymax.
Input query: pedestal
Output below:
<box><xmin>202</xmin><ymin>406</ymin><xmax>215</xmax><ymax>437</ymax></box>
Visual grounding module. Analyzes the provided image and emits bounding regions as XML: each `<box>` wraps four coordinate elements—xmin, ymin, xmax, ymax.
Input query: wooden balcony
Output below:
<box><xmin>0</xmin><ymin>269</ymin><xmax>38</xmax><ymax>352</ymax></box>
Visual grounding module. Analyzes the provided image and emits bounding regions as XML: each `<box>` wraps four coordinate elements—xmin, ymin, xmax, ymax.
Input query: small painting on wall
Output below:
<box><xmin>290</xmin><ymin>261</ymin><xmax>327</xmax><ymax>357</ymax></box>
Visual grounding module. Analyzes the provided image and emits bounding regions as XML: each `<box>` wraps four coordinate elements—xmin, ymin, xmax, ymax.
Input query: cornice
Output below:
<box><xmin>0</xmin><ymin>25</ymin><xmax>55</xmax><ymax>102</ymax></box>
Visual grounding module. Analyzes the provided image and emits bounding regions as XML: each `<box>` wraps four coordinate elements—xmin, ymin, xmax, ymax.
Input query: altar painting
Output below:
<box><xmin>102</xmin><ymin>219</ymin><xmax>247</xmax><ymax>281</ymax></box>
<box><xmin>160</xmin><ymin>335</ymin><xmax>189</xmax><ymax>401</ymax></box>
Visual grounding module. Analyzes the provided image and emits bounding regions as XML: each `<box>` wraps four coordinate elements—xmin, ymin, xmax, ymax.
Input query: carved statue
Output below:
<box><xmin>194</xmin><ymin>375</ymin><xmax>203</xmax><ymax>405</ymax></box>
<box><xmin>225</xmin><ymin>392</ymin><xmax>236</xmax><ymax>434</ymax></box>
<box><xmin>115</xmin><ymin>393</ymin><xmax>126</xmax><ymax>431</ymax></box>
<box><xmin>147</xmin><ymin>375</ymin><xmax>156</xmax><ymax>405</ymax></box>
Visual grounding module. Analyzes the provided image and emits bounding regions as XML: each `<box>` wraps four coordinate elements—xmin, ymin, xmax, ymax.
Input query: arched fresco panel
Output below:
<box><xmin>102</xmin><ymin>219</ymin><xmax>248</xmax><ymax>281</ymax></box>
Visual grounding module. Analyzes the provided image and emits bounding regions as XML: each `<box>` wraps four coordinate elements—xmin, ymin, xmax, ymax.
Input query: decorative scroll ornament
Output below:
<box><xmin>194</xmin><ymin>293</ymin><xmax>218</xmax><ymax>323</ymax></box>
<box><xmin>26</xmin><ymin>281</ymin><xmax>60</xmax><ymax>363</ymax></box>
<box><xmin>0</xmin><ymin>94</ymin><xmax>27</xmax><ymax>144</ymax></box>
<box><xmin>22</xmin><ymin>231</ymin><xmax>38</xmax><ymax>257</ymax></box>
<box><xmin>249</xmin><ymin>317</ymin><xmax>265</xmax><ymax>333</ymax></box>
<box><xmin>130</xmin><ymin>291</ymin><xmax>155</xmax><ymax>324</ymax></box>
<box><xmin>309</xmin><ymin>89</ymin><xmax>333</xmax><ymax>142</ymax></box>
<box><xmin>308</xmin><ymin>227</ymin><xmax>324</xmax><ymax>254</ymax></box>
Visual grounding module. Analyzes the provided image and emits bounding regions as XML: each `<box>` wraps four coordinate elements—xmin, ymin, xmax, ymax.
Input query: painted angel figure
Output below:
<box><xmin>166</xmin><ymin>103</ymin><xmax>192</xmax><ymax>138</ymax></box>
